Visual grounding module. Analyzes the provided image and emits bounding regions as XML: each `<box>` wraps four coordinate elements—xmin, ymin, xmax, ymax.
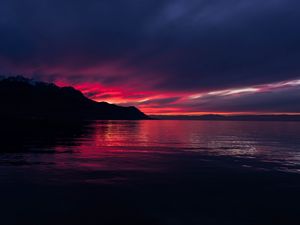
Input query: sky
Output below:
<box><xmin>0</xmin><ymin>0</ymin><xmax>300</xmax><ymax>115</ymax></box>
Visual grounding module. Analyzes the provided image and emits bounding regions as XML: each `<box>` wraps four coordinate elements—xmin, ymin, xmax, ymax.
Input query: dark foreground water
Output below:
<box><xmin>1</xmin><ymin>120</ymin><xmax>300</xmax><ymax>225</ymax></box>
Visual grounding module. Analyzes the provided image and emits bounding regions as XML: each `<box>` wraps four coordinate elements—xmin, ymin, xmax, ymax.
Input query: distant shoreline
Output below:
<box><xmin>151</xmin><ymin>114</ymin><xmax>300</xmax><ymax>121</ymax></box>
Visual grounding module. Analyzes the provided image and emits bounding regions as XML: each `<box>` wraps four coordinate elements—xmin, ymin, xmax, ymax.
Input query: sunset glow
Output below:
<box><xmin>52</xmin><ymin>78</ymin><xmax>300</xmax><ymax>115</ymax></box>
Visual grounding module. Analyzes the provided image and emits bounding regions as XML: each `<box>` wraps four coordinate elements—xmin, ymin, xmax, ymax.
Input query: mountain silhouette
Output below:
<box><xmin>0</xmin><ymin>76</ymin><xmax>148</xmax><ymax>120</ymax></box>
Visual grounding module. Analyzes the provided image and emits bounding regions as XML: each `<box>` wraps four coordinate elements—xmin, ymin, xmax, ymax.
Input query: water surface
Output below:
<box><xmin>1</xmin><ymin>120</ymin><xmax>300</xmax><ymax>225</ymax></box>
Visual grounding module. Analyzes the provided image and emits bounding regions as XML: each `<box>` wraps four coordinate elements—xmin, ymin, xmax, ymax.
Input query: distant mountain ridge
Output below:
<box><xmin>153</xmin><ymin>114</ymin><xmax>300</xmax><ymax>121</ymax></box>
<box><xmin>0</xmin><ymin>76</ymin><xmax>148</xmax><ymax>120</ymax></box>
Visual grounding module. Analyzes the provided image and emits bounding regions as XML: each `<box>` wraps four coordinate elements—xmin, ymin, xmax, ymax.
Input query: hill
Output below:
<box><xmin>0</xmin><ymin>76</ymin><xmax>148</xmax><ymax>120</ymax></box>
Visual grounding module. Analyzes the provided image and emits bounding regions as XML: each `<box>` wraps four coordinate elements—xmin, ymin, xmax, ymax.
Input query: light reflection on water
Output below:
<box><xmin>1</xmin><ymin>120</ymin><xmax>300</xmax><ymax>175</ymax></box>
<box><xmin>2</xmin><ymin>120</ymin><xmax>300</xmax><ymax>225</ymax></box>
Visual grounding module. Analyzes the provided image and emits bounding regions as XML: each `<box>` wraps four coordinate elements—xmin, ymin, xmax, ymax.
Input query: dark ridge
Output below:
<box><xmin>152</xmin><ymin>114</ymin><xmax>300</xmax><ymax>121</ymax></box>
<box><xmin>0</xmin><ymin>76</ymin><xmax>148</xmax><ymax>120</ymax></box>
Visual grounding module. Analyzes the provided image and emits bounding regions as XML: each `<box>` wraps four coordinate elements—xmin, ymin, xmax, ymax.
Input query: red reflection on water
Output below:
<box><xmin>50</xmin><ymin>120</ymin><xmax>300</xmax><ymax>174</ymax></box>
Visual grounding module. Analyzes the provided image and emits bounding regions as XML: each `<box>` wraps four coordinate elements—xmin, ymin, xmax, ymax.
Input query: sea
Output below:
<box><xmin>1</xmin><ymin>120</ymin><xmax>300</xmax><ymax>225</ymax></box>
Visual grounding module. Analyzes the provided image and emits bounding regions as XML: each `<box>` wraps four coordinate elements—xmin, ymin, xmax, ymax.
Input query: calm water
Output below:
<box><xmin>1</xmin><ymin>120</ymin><xmax>300</xmax><ymax>225</ymax></box>
<box><xmin>1</xmin><ymin>120</ymin><xmax>300</xmax><ymax>174</ymax></box>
